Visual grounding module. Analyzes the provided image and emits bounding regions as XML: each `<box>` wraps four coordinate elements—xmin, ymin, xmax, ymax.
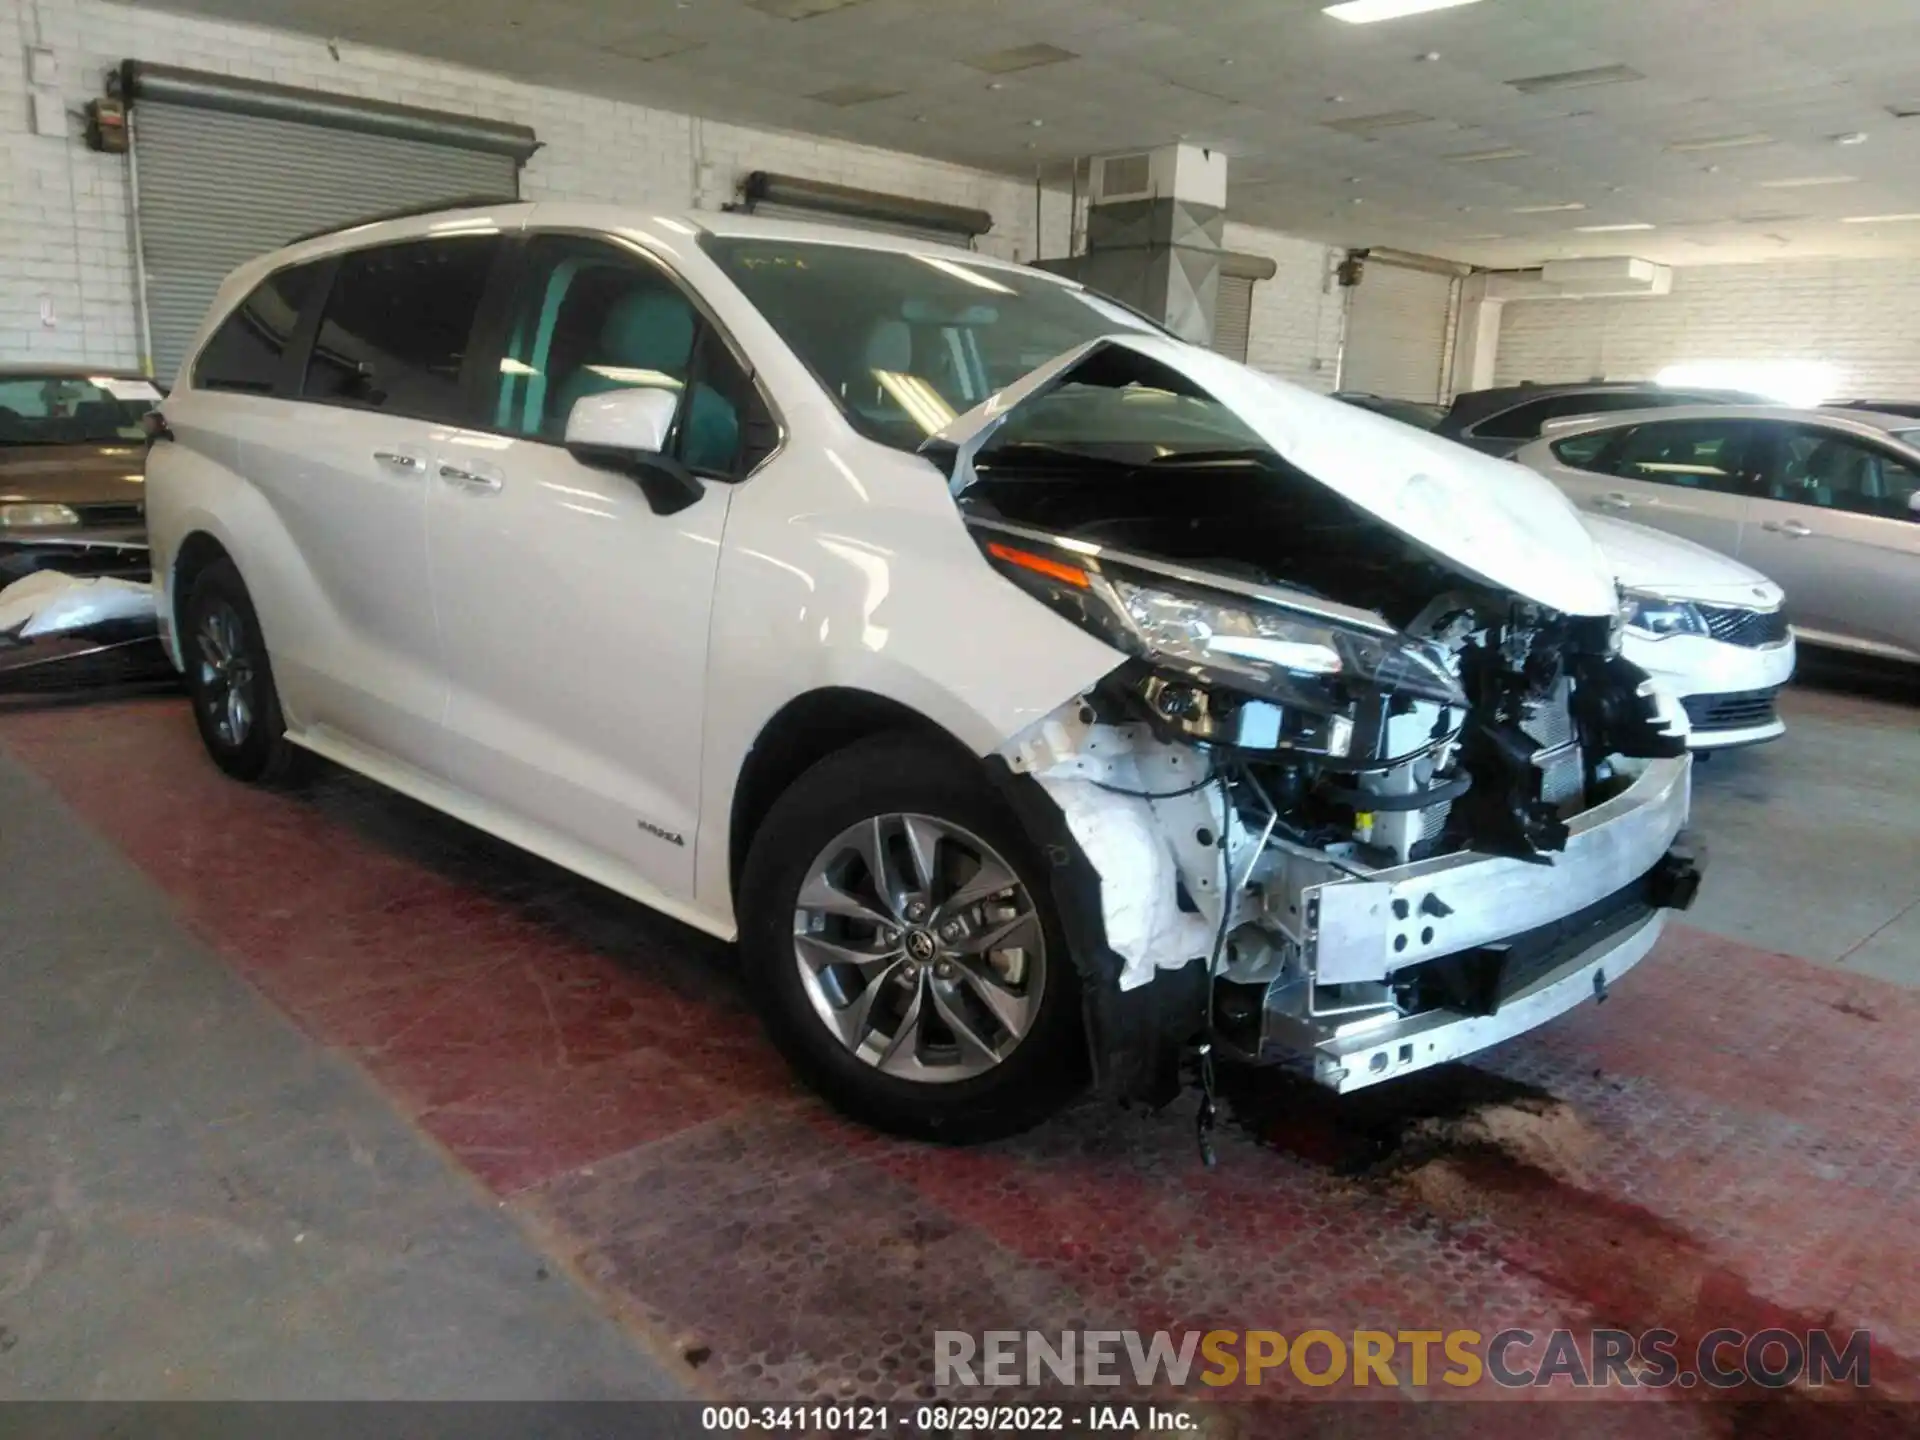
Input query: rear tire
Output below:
<box><xmin>181</xmin><ymin>558</ymin><xmax>306</xmax><ymax>786</ymax></box>
<box><xmin>739</xmin><ymin>733</ymin><xmax>1086</xmax><ymax>1142</ymax></box>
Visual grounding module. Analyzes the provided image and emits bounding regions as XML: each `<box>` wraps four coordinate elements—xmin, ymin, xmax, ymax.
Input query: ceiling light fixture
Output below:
<box><xmin>1511</xmin><ymin>202</ymin><xmax>1586</xmax><ymax>213</ymax></box>
<box><xmin>807</xmin><ymin>83</ymin><xmax>905</xmax><ymax>106</ymax></box>
<box><xmin>1507</xmin><ymin>64</ymin><xmax>1643</xmax><ymax>93</ymax></box>
<box><xmin>1841</xmin><ymin>213</ymin><xmax>1920</xmax><ymax>224</ymax></box>
<box><xmin>1574</xmin><ymin>222</ymin><xmax>1656</xmax><ymax>232</ymax></box>
<box><xmin>1833</xmin><ymin>131</ymin><xmax>1869</xmax><ymax>146</ymax></box>
<box><xmin>1665</xmin><ymin>133</ymin><xmax>1774</xmax><ymax>152</ymax></box>
<box><xmin>1322</xmin><ymin>109</ymin><xmax>1434</xmax><ymax>134</ymax></box>
<box><xmin>1323</xmin><ymin>0</ymin><xmax>1481</xmax><ymax>23</ymax></box>
<box><xmin>1447</xmin><ymin>146</ymin><xmax>1530</xmax><ymax>162</ymax></box>
<box><xmin>1758</xmin><ymin>175</ymin><xmax>1859</xmax><ymax>188</ymax></box>
<box><xmin>963</xmin><ymin>42</ymin><xmax>1078</xmax><ymax>74</ymax></box>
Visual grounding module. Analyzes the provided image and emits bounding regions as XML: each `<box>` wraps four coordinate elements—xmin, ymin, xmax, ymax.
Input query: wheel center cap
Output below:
<box><xmin>904</xmin><ymin>929</ymin><xmax>937</xmax><ymax>962</ymax></box>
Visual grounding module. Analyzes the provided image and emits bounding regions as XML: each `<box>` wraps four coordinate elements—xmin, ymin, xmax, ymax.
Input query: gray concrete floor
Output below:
<box><xmin>1687</xmin><ymin>672</ymin><xmax>1920</xmax><ymax>987</ymax></box>
<box><xmin>0</xmin><ymin>748</ymin><xmax>686</xmax><ymax>1401</ymax></box>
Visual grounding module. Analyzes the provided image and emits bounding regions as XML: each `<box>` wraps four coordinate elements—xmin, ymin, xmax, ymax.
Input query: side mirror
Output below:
<box><xmin>564</xmin><ymin>387</ymin><xmax>703</xmax><ymax>516</ymax></box>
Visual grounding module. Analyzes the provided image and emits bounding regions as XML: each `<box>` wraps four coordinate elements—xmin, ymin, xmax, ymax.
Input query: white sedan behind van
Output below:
<box><xmin>1584</xmin><ymin>513</ymin><xmax>1796</xmax><ymax>749</ymax></box>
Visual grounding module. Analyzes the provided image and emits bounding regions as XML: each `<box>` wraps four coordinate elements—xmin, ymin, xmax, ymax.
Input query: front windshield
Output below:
<box><xmin>0</xmin><ymin>374</ymin><xmax>159</xmax><ymax>445</ymax></box>
<box><xmin>701</xmin><ymin>235</ymin><xmax>1161</xmax><ymax>452</ymax></box>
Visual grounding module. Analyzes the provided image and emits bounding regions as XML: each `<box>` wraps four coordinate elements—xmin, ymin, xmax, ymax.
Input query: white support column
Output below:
<box><xmin>1451</xmin><ymin>274</ymin><xmax>1504</xmax><ymax>395</ymax></box>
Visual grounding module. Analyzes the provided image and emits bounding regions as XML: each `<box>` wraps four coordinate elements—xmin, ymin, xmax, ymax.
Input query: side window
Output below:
<box><xmin>492</xmin><ymin>234</ymin><xmax>760</xmax><ymax>479</ymax></box>
<box><xmin>303</xmin><ymin>236</ymin><xmax>499</xmax><ymax>422</ymax></box>
<box><xmin>1605</xmin><ymin>420</ymin><xmax>1754</xmax><ymax>494</ymax></box>
<box><xmin>194</xmin><ymin>261</ymin><xmax>325</xmax><ymax>394</ymax></box>
<box><xmin>1549</xmin><ymin>430</ymin><xmax>1618</xmax><ymax>470</ymax></box>
<box><xmin>1471</xmin><ymin>397</ymin><xmax>1558</xmax><ymax>441</ymax></box>
<box><xmin>1768</xmin><ymin>427</ymin><xmax>1920</xmax><ymax>520</ymax></box>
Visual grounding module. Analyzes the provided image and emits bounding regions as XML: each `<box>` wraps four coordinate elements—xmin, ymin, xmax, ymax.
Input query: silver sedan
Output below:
<box><xmin>1516</xmin><ymin>404</ymin><xmax>1920</xmax><ymax>663</ymax></box>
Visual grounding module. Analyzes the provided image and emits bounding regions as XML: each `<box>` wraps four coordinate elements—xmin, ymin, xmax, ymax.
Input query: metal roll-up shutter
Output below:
<box><xmin>1211</xmin><ymin>275</ymin><xmax>1254</xmax><ymax>364</ymax></box>
<box><xmin>1340</xmin><ymin>262</ymin><xmax>1457</xmax><ymax>403</ymax></box>
<box><xmin>132</xmin><ymin>103</ymin><xmax>520</xmax><ymax>379</ymax></box>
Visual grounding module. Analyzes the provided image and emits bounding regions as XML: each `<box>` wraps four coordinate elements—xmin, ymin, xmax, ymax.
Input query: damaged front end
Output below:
<box><xmin>937</xmin><ymin>335</ymin><xmax>1703</xmax><ymax>1098</ymax></box>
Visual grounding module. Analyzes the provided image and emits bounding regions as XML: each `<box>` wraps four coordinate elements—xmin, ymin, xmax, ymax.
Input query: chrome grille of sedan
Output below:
<box><xmin>1700</xmin><ymin>605</ymin><xmax>1790</xmax><ymax>648</ymax></box>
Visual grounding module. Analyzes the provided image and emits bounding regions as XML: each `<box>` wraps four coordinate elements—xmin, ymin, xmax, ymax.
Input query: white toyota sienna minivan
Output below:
<box><xmin>147</xmin><ymin>202</ymin><xmax>1704</xmax><ymax>1140</ymax></box>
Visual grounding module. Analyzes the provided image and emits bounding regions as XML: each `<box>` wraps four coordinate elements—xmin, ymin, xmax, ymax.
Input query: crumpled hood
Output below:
<box><xmin>1582</xmin><ymin>513</ymin><xmax>1783</xmax><ymax>605</ymax></box>
<box><xmin>931</xmin><ymin>333</ymin><xmax>1618</xmax><ymax>619</ymax></box>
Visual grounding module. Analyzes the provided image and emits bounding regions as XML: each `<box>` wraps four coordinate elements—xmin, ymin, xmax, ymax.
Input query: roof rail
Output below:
<box><xmin>283</xmin><ymin>195</ymin><xmax>520</xmax><ymax>246</ymax></box>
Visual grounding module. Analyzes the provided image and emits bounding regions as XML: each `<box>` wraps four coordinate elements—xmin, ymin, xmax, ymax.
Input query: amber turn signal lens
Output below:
<box><xmin>986</xmin><ymin>542</ymin><xmax>1090</xmax><ymax>590</ymax></box>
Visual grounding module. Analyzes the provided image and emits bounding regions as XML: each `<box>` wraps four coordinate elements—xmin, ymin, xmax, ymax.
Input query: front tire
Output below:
<box><xmin>739</xmin><ymin>733</ymin><xmax>1086</xmax><ymax>1141</ymax></box>
<box><xmin>182</xmin><ymin>558</ymin><xmax>305</xmax><ymax>785</ymax></box>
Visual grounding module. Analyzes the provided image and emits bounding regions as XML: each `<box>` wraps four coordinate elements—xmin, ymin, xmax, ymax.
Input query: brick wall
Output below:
<box><xmin>1224</xmin><ymin>221</ymin><xmax>1343</xmax><ymax>394</ymax></box>
<box><xmin>1</xmin><ymin>0</ymin><xmax>1336</xmax><ymax>385</ymax></box>
<box><xmin>1495</xmin><ymin>258</ymin><xmax>1920</xmax><ymax>398</ymax></box>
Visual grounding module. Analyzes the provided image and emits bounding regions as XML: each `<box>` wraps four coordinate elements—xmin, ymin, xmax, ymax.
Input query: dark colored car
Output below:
<box><xmin>0</xmin><ymin>367</ymin><xmax>160</xmax><ymax>587</ymax></box>
<box><xmin>1331</xmin><ymin>391</ymin><xmax>1446</xmax><ymax>430</ymax></box>
<box><xmin>1435</xmin><ymin>382</ymin><xmax>1763</xmax><ymax>457</ymax></box>
<box><xmin>1827</xmin><ymin>400</ymin><xmax>1920</xmax><ymax>421</ymax></box>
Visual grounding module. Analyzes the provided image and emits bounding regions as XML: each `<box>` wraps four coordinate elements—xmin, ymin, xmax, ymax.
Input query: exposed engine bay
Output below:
<box><xmin>958</xmin><ymin>435</ymin><xmax>1702</xmax><ymax>1094</ymax></box>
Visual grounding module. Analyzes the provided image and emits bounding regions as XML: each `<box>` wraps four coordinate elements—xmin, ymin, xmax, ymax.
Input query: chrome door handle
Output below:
<box><xmin>438</xmin><ymin>462</ymin><xmax>503</xmax><ymax>493</ymax></box>
<box><xmin>1595</xmin><ymin>492</ymin><xmax>1634</xmax><ymax>510</ymax></box>
<box><xmin>373</xmin><ymin>450</ymin><xmax>423</xmax><ymax>471</ymax></box>
<box><xmin>1763</xmin><ymin>519</ymin><xmax>1813</xmax><ymax>537</ymax></box>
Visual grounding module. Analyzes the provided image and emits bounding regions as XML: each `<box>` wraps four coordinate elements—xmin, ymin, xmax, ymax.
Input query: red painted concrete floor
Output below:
<box><xmin>4</xmin><ymin>695</ymin><xmax>1915</xmax><ymax>1434</ymax></box>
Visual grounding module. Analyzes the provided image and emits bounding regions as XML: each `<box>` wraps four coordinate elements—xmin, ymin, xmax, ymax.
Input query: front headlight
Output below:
<box><xmin>1620</xmin><ymin>589</ymin><xmax>1709</xmax><ymax>640</ymax></box>
<box><xmin>1108</xmin><ymin>577</ymin><xmax>1463</xmax><ymax>709</ymax></box>
<box><xmin>978</xmin><ymin>531</ymin><xmax>1465</xmax><ymax>758</ymax></box>
<box><xmin>0</xmin><ymin>502</ymin><xmax>81</xmax><ymax>529</ymax></box>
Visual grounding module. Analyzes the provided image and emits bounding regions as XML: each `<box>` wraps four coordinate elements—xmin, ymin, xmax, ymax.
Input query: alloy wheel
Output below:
<box><xmin>194</xmin><ymin>600</ymin><xmax>256</xmax><ymax>749</ymax></box>
<box><xmin>791</xmin><ymin>812</ymin><xmax>1046</xmax><ymax>1083</ymax></box>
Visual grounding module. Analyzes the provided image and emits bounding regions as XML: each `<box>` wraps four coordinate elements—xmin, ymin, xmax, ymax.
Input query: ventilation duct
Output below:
<box><xmin>736</xmin><ymin>172</ymin><xmax>993</xmax><ymax>240</ymax></box>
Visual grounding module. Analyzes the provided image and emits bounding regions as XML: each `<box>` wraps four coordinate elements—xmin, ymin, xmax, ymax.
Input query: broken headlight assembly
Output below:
<box><xmin>1619</xmin><ymin>589</ymin><xmax>1709</xmax><ymax>640</ymax></box>
<box><xmin>978</xmin><ymin>529</ymin><xmax>1465</xmax><ymax>760</ymax></box>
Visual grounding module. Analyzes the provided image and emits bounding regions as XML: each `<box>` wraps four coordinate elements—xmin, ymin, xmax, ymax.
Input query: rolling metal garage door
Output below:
<box><xmin>1211</xmin><ymin>275</ymin><xmax>1253</xmax><ymax>364</ymax></box>
<box><xmin>1340</xmin><ymin>261</ymin><xmax>1457</xmax><ymax>403</ymax></box>
<box><xmin>125</xmin><ymin>64</ymin><xmax>536</xmax><ymax>380</ymax></box>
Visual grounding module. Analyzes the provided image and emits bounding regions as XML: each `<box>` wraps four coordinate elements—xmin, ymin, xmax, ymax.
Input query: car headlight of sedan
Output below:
<box><xmin>0</xmin><ymin>502</ymin><xmax>81</xmax><ymax>529</ymax></box>
<box><xmin>1620</xmin><ymin>589</ymin><xmax>1709</xmax><ymax>640</ymax></box>
<box><xmin>979</xmin><ymin>531</ymin><xmax>1464</xmax><ymax>760</ymax></box>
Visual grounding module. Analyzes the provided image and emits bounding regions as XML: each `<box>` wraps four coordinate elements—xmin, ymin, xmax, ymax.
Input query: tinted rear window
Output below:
<box><xmin>302</xmin><ymin>236</ymin><xmax>499</xmax><ymax>422</ymax></box>
<box><xmin>194</xmin><ymin>261</ymin><xmax>324</xmax><ymax>395</ymax></box>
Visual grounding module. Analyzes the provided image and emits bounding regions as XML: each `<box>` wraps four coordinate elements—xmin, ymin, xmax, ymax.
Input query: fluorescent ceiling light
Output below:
<box><xmin>964</xmin><ymin>43</ymin><xmax>1077</xmax><ymax>73</ymax></box>
<box><xmin>808</xmin><ymin>83</ymin><xmax>906</xmax><ymax>106</ymax></box>
<box><xmin>1574</xmin><ymin>222</ymin><xmax>1655</xmax><ymax>232</ymax></box>
<box><xmin>1666</xmin><ymin>133</ymin><xmax>1773</xmax><ymax>152</ymax></box>
<box><xmin>1323</xmin><ymin>110</ymin><xmax>1433</xmax><ymax>134</ymax></box>
<box><xmin>1507</xmin><ymin>64</ymin><xmax>1643</xmax><ymax>93</ymax></box>
<box><xmin>1446</xmin><ymin>146</ymin><xmax>1529</xmax><ymax>162</ymax></box>
<box><xmin>1841</xmin><ymin>213</ymin><xmax>1920</xmax><ymax>224</ymax></box>
<box><xmin>1758</xmin><ymin>175</ymin><xmax>1858</xmax><ymax>188</ymax></box>
<box><xmin>1512</xmin><ymin>202</ymin><xmax>1587</xmax><ymax>214</ymax></box>
<box><xmin>1323</xmin><ymin>0</ymin><xmax>1481</xmax><ymax>22</ymax></box>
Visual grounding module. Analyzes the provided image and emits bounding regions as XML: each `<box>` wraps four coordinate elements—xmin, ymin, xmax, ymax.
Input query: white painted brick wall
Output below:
<box><xmin>1495</xmin><ymin>258</ymin><xmax>1920</xmax><ymax>398</ymax></box>
<box><xmin>1224</xmin><ymin>221</ymin><xmax>1343</xmax><ymax>394</ymax></box>
<box><xmin>1</xmin><ymin>0</ymin><xmax>1334</xmax><ymax>386</ymax></box>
